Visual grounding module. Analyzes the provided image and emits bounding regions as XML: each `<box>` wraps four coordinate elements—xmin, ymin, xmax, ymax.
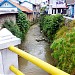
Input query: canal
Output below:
<box><xmin>18</xmin><ymin>24</ymin><xmax>54</xmax><ymax>75</ymax></box>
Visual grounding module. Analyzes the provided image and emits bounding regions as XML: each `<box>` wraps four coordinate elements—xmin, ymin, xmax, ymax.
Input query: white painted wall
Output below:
<box><xmin>0</xmin><ymin>28</ymin><xmax>21</xmax><ymax>75</ymax></box>
<box><xmin>52</xmin><ymin>0</ymin><xmax>66</xmax><ymax>8</ymax></box>
<box><xmin>2</xmin><ymin>49</ymin><xmax>18</xmax><ymax>75</ymax></box>
<box><xmin>0</xmin><ymin>2</ymin><xmax>18</xmax><ymax>12</ymax></box>
<box><xmin>0</xmin><ymin>52</ymin><xmax>4</xmax><ymax>74</ymax></box>
<box><xmin>21</xmin><ymin>2</ymin><xmax>33</xmax><ymax>10</ymax></box>
<box><xmin>50</xmin><ymin>0</ymin><xmax>53</xmax><ymax>4</ymax></box>
<box><xmin>52</xmin><ymin>0</ymin><xmax>57</xmax><ymax>8</ymax></box>
<box><xmin>0</xmin><ymin>8</ymin><xmax>18</xmax><ymax>12</ymax></box>
<box><xmin>48</xmin><ymin>0</ymin><xmax>66</xmax><ymax>14</ymax></box>
<box><xmin>48</xmin><ymin>4</ymin><xmax>52</xmax><ymax>14</ymax></box>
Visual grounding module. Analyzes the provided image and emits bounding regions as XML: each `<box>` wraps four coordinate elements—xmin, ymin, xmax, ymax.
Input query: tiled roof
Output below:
<box><xmin>9</xmin><ymin>0</ymin><xmax>33</xmax><ymax>13</ymax></box>
<box><xmin>0</xmin><ymin>0</ymin><xmax>3</xmax><ymax>2</ymax></box>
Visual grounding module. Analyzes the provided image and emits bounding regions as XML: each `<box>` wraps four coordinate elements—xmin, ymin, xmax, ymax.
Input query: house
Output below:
<box><xmin>0</xmin><ymin>0</ymin><xmax>18</xmax><ymax>27</ymax></box>
<box><xmin>33</xmin><ymin>4</ymin><xmax>40</xmax><ymax>19</ymax></box>
<box><xmin>20</xmin><ymin>1</ymin><xmax>40</xmax><ymax>20</ymax></box>
<box><xmin>0</xmin><ymin>0</ymin><xmax>33</xmax><ymax>26</ymax></box>
<box><xmin>67</xmin><ymin>4</ymin><xmax>74</xmax><ymax>18</ymax></box>
<box><xmin>66</xmin><ymin>0</ymin><xmax>74</xmax><ymax>18</ymax></box>
<box><xmin>10</xmin><ymin>0</ymin><xmax>33</xmax><ymax>21</ymax></box>
<box><xmin>35</xmin><ymin>4</ymin><xmax>40</xmax><ymax>17</ymax></box>
<box><xmin>47</xmin><ymin>0</ymin><xmax>68</xmax><ymax>15</ymax></box>
<box><xmin>0</xmin><ymin>0</ymin><xmax>18</xmax><ymax>13</ymax></box>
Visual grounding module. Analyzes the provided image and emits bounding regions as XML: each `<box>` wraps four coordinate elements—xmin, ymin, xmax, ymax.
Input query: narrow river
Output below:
<box><xmin>18</xmin><ymin>24</ymin><xmax>54</xmax><ymax>75</ymax></box>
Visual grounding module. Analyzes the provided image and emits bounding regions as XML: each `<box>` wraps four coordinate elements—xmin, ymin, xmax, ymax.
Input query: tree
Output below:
<box><xmin>17</xmin><ymin>11</ymin><xmax>29</xmax><ymax>33</ymax></box>
<box><xmin>16</xmin><ymin>11</ymin><xmax>30</xmax><ymax>40</ymax></box>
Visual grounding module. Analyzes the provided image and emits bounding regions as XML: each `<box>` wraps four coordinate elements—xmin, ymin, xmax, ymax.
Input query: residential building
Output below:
<box><xmin>0</xmin><ymin>0</ymin><xmax>33</xmax><ymax>27</ymax></box>
<box><xmin>10</xmin><ymin>0</ymin><xmax>41</xmax><ymax>20</ymax></box>
<box><xmin>21</xmin><ymin>1</ymin><xmax>40</xmax><ymax>20</ymax></box>
<box><xmin>48</xmin><ymin>0</ymin><xmax>68</xmax><ymax>15</ymax></box>
<box><xmin>0</xmin><ymin>0</ymin><xmax>18</xmax><ymax>27</ymax></box>
<box><xmin>0</xmin><ymin>13</ymin><xmax>17</xmax><ymax>27</ymax></box>
<box><xmin>66</xmin><ymin>0</ymin><xmax>75</xmax><ymax>18</ymax></box>
<box><xmin>10</xmin><ymin>0</ymin><xmax>33</xmax><ymax>21</ymax></box>
<box><xmin>33</xmin><ymin>4</ymin><xmax>40</xmax><ymax>19</ymax></box>
<box><xmin>67</xmin><ymin>4</ymin><xmax>74</xmax><ymax>18</ymax></box>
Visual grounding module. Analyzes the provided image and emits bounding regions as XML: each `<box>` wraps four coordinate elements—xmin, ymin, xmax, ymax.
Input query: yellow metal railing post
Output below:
<box><xmin>9</xmin><ymin>65</ymin><xmax>25</xmax><ymax>75</ymax></box>
<box><xmin>8</xmin><ymin>46</ymin><xmax>70</xmax><ymax>75</ymax></box>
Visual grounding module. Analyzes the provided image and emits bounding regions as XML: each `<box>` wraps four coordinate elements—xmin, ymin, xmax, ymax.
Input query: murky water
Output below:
<box><xmin>18</xmin><ymin>24</ymin><xmax>54</xmax><ymax>75</ymax></box>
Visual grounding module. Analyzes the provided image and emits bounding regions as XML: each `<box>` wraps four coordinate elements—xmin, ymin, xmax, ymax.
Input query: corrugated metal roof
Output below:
<box><xmin>9</xmin><ymin>0</ymin><xmax>33</xmax><ymax>13</ymax></box>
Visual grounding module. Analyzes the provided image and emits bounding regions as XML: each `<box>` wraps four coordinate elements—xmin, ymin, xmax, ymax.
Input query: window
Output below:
<box><xmin>5</xmin><ymin>3</ymin><xmax>6</xmax><ymax>6</ymax></box>
<box><xmin>5</xmin><ymin>3</ymin><xmax>8</xmax><ymax>6</ymax></box>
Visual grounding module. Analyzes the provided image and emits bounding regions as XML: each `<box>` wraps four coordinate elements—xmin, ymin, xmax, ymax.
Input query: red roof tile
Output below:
<box><xmin>0</xmin><ymin>0</ymin><xmax>3</xmax><ymax>2</ymax></box>
<box><xmin>9</xmin><ymin>0</ymin><xmax>33</xmax><ymax>13</ymax></box>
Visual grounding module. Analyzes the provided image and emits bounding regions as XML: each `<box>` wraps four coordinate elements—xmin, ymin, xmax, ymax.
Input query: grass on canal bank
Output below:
<box><xmin>39</xmin><ymin>14</ymin><xmax>75</xmax><ymax>74</ymax></box>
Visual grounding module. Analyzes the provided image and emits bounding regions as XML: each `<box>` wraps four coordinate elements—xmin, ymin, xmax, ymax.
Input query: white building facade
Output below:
<box><xmin>48</xmin><ymin>0</ymin><xmax>67</xmax><ymax>14</ymax></box>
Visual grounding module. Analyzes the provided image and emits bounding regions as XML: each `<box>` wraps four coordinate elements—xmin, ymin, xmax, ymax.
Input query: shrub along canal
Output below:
<box><xmin>18</xmin><ymin>24</ymin><xmax>55</xmax><ymax>75</ymax></box>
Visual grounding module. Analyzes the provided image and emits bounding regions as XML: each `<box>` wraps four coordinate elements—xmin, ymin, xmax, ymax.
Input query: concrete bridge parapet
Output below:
<box><xmin>0</xmin><ymin>28</ymin><xmax>21</xmax><ymax>75</ymax></box>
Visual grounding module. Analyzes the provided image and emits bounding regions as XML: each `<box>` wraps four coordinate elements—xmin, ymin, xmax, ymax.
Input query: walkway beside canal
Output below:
<box><xmin>18</xmin><ymin>24</ymin><xmax>54</xmax><ymax>75</ymax></box>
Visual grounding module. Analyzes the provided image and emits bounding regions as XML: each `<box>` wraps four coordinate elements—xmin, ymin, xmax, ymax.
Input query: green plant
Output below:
<box><xmin>55</xmin><ymin>26</ymin><xmax>68</xmax><ymax>39</ymax></box>
<box><xmin>3</xmin><ymin>20</ymin><xmax>22</xmax><ymax>39</ymax></box>
<box><xmin>39</xmin><ymin>14</ymin><xmax>46</xmax><ymax>30</ymax></box>
<box><xmin>55</xmin><ymin>20</ymin><xmax>75</xmax><ymax>39</ymax></box>
<box><xmin>40</xmin><ymin>7</ymin><xmax>46</xmax><ymax>13</ymax></box>
<box><xmin>39</xmin><ymin>14</ymin><xmax>64</xmax><ymax>42</ymax></box>
<box><xmin>50</xmin><ymin>27</ymin><xmax>75</xmax><ymax>73</ymax></box>
<box><xmin>16</xmin><ymin>11</ymin><xmax>30</xmax><ymax>39</ymax></box>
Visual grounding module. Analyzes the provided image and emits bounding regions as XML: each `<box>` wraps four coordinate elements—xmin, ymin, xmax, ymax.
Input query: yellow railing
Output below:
<box><xmin>8</xmin><ymin>46</ymin><xmax>70</xmax><ymax>75</ymax></box>
<box><xmin>10</xmin><ymin>65</ymin><xmax>25</xmax><ymax>75</ymax></box>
